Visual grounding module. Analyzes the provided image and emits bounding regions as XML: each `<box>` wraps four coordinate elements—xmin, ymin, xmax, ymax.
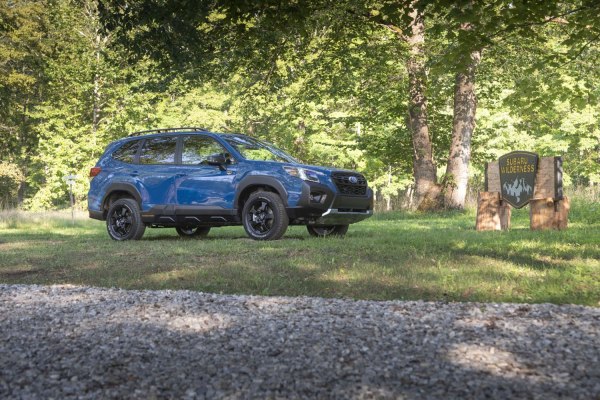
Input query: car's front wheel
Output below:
<box><xmin>176</xmin><ymin>226</ymin><xmax>210</xmax><ymax>238</ymax></box>
<box><xmin>307</xmin><ymin>224</ymin><xmax>349</xmax><ymax>238</ymax></box>
<box><xmin>242</xmin><ymin>191</ymin><xmax>289</xmax><ymax>240</ymax></box>
<box><xmin>106</xmin><ymin>198</ymin><xmax>146</xmax><ymax>241</ymax></box>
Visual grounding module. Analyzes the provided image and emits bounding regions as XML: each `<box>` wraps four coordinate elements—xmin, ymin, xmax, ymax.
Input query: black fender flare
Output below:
<box><xmin>102</xmin><ymin>183</ymin><xmax>143</xmax><ymax>209</ymax></box>
<box><xmin>235</xmin><ymin>176</ymin><xmax>289</xmax><ymax>208</ymax></box>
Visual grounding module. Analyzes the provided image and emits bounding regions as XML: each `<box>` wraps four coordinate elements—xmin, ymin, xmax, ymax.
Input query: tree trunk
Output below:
<box><xmin>405</xmin><ymin>7</ymin><xmax>439</xmax><ymax>210</ymax></box>
<box><xmin>443</xmin><ymin>49</ymin><xmax>481</xmax><ymax>209</ymax></box>
<box><xmin>386</xmin><ymin>164</ymin><xmax>392</xmax><ymax>211</ymax></box>
<box><xmin>92</xmin><ymin>64</ymin><xmax>100</xmax><ymax>158</ymax></box>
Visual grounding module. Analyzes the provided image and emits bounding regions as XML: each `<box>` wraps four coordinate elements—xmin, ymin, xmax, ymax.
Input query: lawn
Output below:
<box><xmin>0</xmin><ymin>200</ymin><xmax>598</xmax><ymax>306</ymax></box>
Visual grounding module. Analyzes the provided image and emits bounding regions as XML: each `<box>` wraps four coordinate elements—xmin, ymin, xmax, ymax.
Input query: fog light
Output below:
<box><xmin>310</xmin><ymin>192</ymin><xmax>326</xmax><ymax>203</ymax></box>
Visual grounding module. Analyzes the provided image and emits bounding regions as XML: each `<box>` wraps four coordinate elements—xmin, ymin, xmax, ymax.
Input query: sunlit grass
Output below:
<box><xmin>0</xmin><ymin>202</ymin><xmax>598</xmax><ymax>305</ymax></box>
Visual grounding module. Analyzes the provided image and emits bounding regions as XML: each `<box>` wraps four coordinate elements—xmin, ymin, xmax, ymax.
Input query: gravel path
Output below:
<box><xmin>1</xmin><ymin>284</ymin><xmax>599</xmax><ymax>399</ymax></box>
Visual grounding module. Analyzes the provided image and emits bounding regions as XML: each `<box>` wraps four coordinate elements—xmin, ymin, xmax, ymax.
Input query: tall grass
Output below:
<box><xmin>373</xmin><ymin>184</ymin><xmax>600</xmax><ymax>212</ymax></box>
<box><xmin>0</xmin><ymin>209</ymin><xmax>89</xmax><ymax>230</ymax></box>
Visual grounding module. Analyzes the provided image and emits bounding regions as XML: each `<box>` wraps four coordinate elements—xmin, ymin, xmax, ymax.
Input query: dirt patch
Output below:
<box><xmin>0</xmin><ymin>269</ymin><xmax>42</xmax><ymax>278</ymax></box>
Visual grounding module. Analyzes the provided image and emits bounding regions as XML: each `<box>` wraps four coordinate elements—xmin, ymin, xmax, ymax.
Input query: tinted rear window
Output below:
<box><xmin>139</xmin><ymin>136</ymin><xmax>178</xmax><ymax>165</ymax></box>
<box><xmin>112</xmin><ymin>140</ymin><xmax>140</xmax><ymax>164</ymax></box>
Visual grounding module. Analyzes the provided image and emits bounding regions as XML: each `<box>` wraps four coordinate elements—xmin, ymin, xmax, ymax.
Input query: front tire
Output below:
<box><xmin>242</xmin><ymin>191</ymin><xmax>289</xmax><ymax>240</ymax></box>
<box><xmin>307</xmin><ymin>224</ymin><xmax>349</xmax><ymax>238</ymax></box>
<box><xmin>176</xmin><ymin>226</ymin><xmax>210</xmax><ymax>238</ymax></box>
<box><xmin>106</xmin><ymin>198</ymin><xmax>146</xmax><ymax>241</ymax></box>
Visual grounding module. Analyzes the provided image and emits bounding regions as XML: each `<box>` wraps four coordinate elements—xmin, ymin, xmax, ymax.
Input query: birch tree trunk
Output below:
<box><xmin>443</xmin><ymin>49</ymin><xmax>481</xmax><ymax>209</ymax></box>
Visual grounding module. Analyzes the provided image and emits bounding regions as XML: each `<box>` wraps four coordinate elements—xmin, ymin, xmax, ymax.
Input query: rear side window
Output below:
<box><xmin>181</xmin><ymin>136</ymin><xmax>229</xmax><ymax>165</ymax></box>
<box><xmin>112</xmin><ymin>140</ymin><xmax>140</xmax><ymax>164</ymax></box>
<box><xmin>139</xmin><ymin>136</ymin><xmax>178</xmax><ymax>165</ymax></box>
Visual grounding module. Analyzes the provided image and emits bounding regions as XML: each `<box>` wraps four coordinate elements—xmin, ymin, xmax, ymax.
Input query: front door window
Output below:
<box><xmin>181</xmin><ymin>136</ymin><xmax>231</xmax><ymax>165</ymax></box>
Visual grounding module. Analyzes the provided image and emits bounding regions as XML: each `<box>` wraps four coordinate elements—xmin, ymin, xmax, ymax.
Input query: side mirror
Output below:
<box><xmin>205</xmin><ymin>154</ymin><xmax>227</xmax><ymax>170</ymax></box>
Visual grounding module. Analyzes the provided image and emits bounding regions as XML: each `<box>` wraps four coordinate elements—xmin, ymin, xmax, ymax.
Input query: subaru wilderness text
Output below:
<box><xmin>88</xmin><ymin>128</ymin><xmax>373</xmax><ymax>241</ymax></box>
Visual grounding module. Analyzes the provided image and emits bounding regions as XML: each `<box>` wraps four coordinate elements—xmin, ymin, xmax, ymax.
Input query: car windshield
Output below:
<box><xmin>223</xmin><ymin>136</ymin><xmax>298</xmax><ymax>163</ymax></box>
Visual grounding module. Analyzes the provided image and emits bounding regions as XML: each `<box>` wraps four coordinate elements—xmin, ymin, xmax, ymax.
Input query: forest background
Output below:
<box><xmin>1</xmin><ymin>0</ymin><xmax>599</xmax><ymax>211</ymax></box>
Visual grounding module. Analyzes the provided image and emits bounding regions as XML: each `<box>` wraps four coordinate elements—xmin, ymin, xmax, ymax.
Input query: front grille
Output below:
<box><xmin>331</xmin><ymin>172</ymin><xmax>368</xmax><ymax>196</ymax></box>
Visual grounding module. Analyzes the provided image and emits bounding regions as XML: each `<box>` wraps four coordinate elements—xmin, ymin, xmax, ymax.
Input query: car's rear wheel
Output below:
<box><xmin>106</xmin><ymin>198</ymin><xmax>146</xmax><ymax>241</ymax></box>
<box><xmin>176</xmin><ymin>226</ymin><xmax>211</xmax><ymax>238</ymax></box>
<box><xmin>307</xmin><ymin>224</ymin><xmax>349</xmax><ymax>238</ymax></box>
<box><xmin>242</xmin><ymin>191</ymin><xmax>289</xmax><ymax>240</ymax></box>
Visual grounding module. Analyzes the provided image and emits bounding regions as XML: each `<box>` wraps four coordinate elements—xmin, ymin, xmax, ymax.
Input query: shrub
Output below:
<box><xmin>0</xmin><ymin>162</ymin><xmax>24</xmax><ymax>208</ymax></box>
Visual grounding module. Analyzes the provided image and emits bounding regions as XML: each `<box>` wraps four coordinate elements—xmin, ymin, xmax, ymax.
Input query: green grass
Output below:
<box><xmin>0</xmin><ymin>202</ymin><xmax>599</xmax><ymax>306</ymax></box>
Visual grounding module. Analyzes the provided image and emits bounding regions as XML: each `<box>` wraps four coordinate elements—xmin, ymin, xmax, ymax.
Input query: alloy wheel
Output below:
<box><xmin>108</xmin><ymin>204</ymin><xmax>133</xmax><ymax>239</ymax></box>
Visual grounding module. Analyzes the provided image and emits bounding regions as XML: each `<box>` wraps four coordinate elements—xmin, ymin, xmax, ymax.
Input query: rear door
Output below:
<box><xmin>173</xmin><ymin>135</ymin><xmax>238</xmax><ymax>218</ymax></box>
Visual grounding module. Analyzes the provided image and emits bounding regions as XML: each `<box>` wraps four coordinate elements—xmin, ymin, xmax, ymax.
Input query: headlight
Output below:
<box><xmin>283</xmin><ymin>166</ymin><xmax>320</xmax><ymax>183</ymax></box>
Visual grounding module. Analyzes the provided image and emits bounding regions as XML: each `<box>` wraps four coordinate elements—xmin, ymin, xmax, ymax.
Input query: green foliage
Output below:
<box><xmin>1</xmin><ymin>0</ymin><xmax>599</xmax><ymax>209</ymax></box>
<box><xmin>0</xmin><ymin>162</ymin><xmax>24</xmax><ymax>207</ymax></box>
<box><xmin>0</xmin><ymin>0</ymin><xmax>49</xmax><ymax>169</ymax></box>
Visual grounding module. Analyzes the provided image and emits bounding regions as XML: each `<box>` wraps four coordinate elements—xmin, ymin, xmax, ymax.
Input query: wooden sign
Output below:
<box><xmin>479</xmin><ymin>154</ymin><xmax>568</xmax><ymax>231</ymax></box>
<box><xmin>498</xmin><ymin>151</ymin><xmax>538</xmax><ymax>208</ymax></box>
<box><xmin>485</xmin><ymin>156</ymin><xmax>563</xmax><ymax>202</ymax></box>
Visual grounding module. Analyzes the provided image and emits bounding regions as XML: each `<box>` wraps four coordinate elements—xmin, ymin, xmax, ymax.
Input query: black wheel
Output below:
<box><xmin>106</xmin><ymin>198</ymin><xmax>145</xmax><ymax>241</ymax></box>
<box><xmin>307</xmin><ymin>224</ymin><xmax>349</xmax><ymax>238</ymax></box>
<box><xmin>242</xmin><ymin>191</ymin><xmax>289</xmax><ymax>240</ymax></box>
<box><xmin>176</xmin><ymin>226</ymin><xmax>210</xmax><ymax>238</ymax></box>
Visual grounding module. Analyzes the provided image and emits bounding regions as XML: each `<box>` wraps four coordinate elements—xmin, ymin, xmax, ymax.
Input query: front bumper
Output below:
<box><xmin>286</xmin><ymin>180</ymin><xmax>373</xmax><ymax>225</ymax></box>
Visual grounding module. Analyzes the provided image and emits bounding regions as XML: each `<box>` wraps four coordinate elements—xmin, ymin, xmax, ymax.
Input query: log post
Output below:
<box><xmin>499</xmin><ymin>200</ymin><xmax>511</xmax><ymax>230</ymax></box>
<box><xmin>555</xmin><ymin>196</ymin><xmax>570</xmax><ymax>229</ymax></box>
<box><xmin>476</xmin><ymin>192</ymin><xmax>511</xmax><ymax>231</ymax></box>
<box><xmin>530</xmin><ymin>196</ymin><xmax>570</xmax><ymax>230</ymax></box>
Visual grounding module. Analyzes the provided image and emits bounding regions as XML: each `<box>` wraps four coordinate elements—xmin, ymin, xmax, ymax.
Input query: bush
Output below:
<box><xmin>0</xmin><ymin>162</ymin><xmax>24</xmax><ymax>208</ymax></box>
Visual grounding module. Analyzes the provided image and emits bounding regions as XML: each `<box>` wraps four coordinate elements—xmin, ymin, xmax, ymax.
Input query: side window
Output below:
<box><xmin>112</xmin><ymin>140</ymin><xmax>140</xmax><ymax>164</ymax></box>
<box><xmin>139</xmin><ymin>136</ymin><xmax>178</xmax><ymax>165</ymax></box>
<box><xmin>182</xmin><ymin>136</ymin><xmax>231</xmax><ymax>165</ymax></box>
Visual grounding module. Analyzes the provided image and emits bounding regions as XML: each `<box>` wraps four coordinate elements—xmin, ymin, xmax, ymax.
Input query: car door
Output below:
<box><xmin>173</xmin><ymin>135</ymin><xmax>238</xmax><ymax>217</ymax></box>
<box><xmin>136</xmin><ymin>135</ymin><xmax>179</xmax><ymax>219</ymax></box>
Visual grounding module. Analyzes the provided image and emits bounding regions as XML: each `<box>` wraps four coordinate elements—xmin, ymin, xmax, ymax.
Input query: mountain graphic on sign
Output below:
<box><xmin>503</xmin><ymin>178</ymin><xmax>533</xmax><ymax>203</ymax></box>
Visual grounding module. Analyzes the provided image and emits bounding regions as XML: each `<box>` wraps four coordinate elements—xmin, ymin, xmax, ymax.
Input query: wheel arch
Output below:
<box><xmin>235</xmin><ymin>176</ymin><xmax>289</xmax><ymax>216</ymax></box>
<box><xmin>101</xmin><ymin>183</ymin><xmax>143</xmax><ymax>217</ymax></box>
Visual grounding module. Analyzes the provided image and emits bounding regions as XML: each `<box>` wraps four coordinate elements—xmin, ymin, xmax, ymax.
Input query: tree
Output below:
<box><xmin>0</xmin><ymin>0</ymin><xmax>50</xmax><ymax>202</ymax></box>
<box><xmin>2</xmin><ymin>0</ymin><xmax>599</xmax><ymax>210</ymax></box>
<box><xmin>97</xmin><ymin>0</ymin><xmax>600</xmax><ymax>209</ymax></box>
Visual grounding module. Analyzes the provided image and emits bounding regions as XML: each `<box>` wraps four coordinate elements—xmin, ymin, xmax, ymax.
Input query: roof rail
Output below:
<box><xmin>128</xmin><ymin>127</ymin><xmax>209</xmax><ymax>137</ymax></box>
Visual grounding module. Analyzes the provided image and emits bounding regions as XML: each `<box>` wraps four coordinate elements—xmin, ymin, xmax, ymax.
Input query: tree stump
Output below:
<box><xmin>530</xmin><ymin>196</ymin><xmax>570</xmax><ymax>230</ymax></box>
<box><xmin>476</xmin><ymin>192</ymin><xmax>511</xmax><ymax>231</ymax></box>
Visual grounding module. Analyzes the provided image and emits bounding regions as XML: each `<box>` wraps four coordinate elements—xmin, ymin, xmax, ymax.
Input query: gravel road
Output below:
<box><xmin>1</xmin><ymin>284</ymin><xmax>599</xmax><ymax>399</ymax></box>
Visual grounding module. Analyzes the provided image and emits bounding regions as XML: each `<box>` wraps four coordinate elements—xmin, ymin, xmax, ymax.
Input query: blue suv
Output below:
<box><xmin>88</xmin><ymin>128</ymin><xmax>373</xmax><ymax>240</ymax></box>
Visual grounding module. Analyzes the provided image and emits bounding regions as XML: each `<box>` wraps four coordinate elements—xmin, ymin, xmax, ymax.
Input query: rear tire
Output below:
<box><xmin>176</xmin><ymin>226</ymin><xmax>210</xmax><ymax>238</ymax></box>
<box><xmin>106</xmin><ymin>198</ymin><xmax>146</xmax><ymax>241</ymax></box>
<box><xmin>307</xmin><ymin>224</ymin><xmax>349</xmax><ymax>238</ymax></box>
<box><xmin>242</xmin><ymin>191</ymin><xmax>289</xmax><ymax>240</ymax></box>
